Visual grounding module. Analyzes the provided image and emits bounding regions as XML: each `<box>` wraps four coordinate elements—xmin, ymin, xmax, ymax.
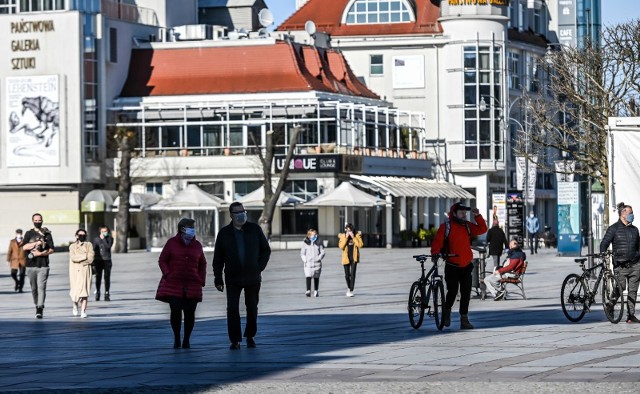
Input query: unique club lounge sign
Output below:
<box><xmin>9</xmin><ymin>19</ymin><xmax>55</xmax><ymax>70</ymax></box>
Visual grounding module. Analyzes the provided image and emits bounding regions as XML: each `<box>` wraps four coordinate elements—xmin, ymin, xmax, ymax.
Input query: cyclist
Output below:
<box><xmin>600</xmin><ymin>202</ymin><xmax>640</xmax><ymax>324</ymax></box>
<box><xmin>431</xmin><ymin>202</ymin><xmax>487</xmax><ymax>330</ymax></box>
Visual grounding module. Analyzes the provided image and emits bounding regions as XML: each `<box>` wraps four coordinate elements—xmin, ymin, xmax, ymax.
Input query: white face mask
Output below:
<box><xmin>530</xmin><ymin>213</ymin><xmax>534</xmax><ymax>217</ymax></box>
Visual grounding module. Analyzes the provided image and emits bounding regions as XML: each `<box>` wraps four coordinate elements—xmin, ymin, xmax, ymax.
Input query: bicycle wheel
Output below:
<box><xmin>561</xmin><ymin>273</ymin><xmax>588</xmax><ymax>322</ymax></box>
<box><xmin>433</xmin><ymin>280</ymin><xmax>446</xmax><ymax>331</ymax></box>
<box><xmin>602</xmin><ymin>273</ymin><xmax>625</xmax><ymax>324</ymax></box>
<box><xmin>408</xmin><ymin>281</ymin><xmax>425</xmax><ymax>329</ymax></box>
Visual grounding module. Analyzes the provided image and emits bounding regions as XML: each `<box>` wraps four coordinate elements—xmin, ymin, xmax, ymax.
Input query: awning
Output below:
<box><xmin>349</xmin><ymin>175</ymin><xmax>475</xmax><ymax>200</ymax></box>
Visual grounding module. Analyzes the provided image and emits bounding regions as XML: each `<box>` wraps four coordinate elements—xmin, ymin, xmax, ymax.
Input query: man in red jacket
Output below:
<box><xmin>431</xmin><ymin>202</ymin><xmax>487</xmax><ymax>329</ymax></box>
<box><xmin>484</xmin><ymin>238</ymin><xmax>526</xmax><ymax>301</ymax></box>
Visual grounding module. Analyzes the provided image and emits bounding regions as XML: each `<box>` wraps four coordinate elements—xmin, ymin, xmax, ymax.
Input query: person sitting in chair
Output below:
<box><xmin>484</xmin><ymin>239</ymin><xmax>526</xmax><ymax>301</ymax></box>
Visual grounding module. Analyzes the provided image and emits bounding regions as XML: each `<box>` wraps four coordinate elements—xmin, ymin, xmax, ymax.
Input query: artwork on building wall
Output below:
<box><xmin>392</xmin><ymin>55</ymin><xmax>424</xmax><ymax>89</ymax></box>
<box><xmin>5</xmin><ymin>75</ymin><xmax>60</xmax><ymax>167</ymax></box>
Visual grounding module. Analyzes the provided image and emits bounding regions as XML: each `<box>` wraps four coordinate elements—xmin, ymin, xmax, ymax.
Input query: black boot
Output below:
<box><xmin>460</xmin><ymin>314</ymin><xmax>474</xmax><ymax>330</ymax></box>
<box><xmin>104</xmin><ymin>292</ymin><xmax>110</xmax><ymax>302</ymax></box>
<box><xmin>443</xmin><ymin>308</ymin><xmax>451</xmax><ymax>327</ymax></box>
<box><xmin>95</xmin><ymin>292</ymin><xmax>100</xmax><ymax>301</ymax></box>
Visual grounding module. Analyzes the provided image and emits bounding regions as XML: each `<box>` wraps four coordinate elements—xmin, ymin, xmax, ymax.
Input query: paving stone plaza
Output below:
<box><xmin>1</xmin><ymin>246</ymin><xmax>639</xmax><ymax>393</ymax></box>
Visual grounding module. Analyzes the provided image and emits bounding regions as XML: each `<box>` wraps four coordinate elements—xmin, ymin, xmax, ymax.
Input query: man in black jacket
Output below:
<box><xmin>213</xmin><ymin>202</ymin><xmax>271</xmax><ymax>349</ymax></box>
<box><xmin>600</xmin><ymin>202</ymin><xmax>640</xmax><ymax>324</ymax></box>
<box><xmin>22</xmin><ymin>213</ymin><xmax>55</xmax><ymax>319</ymax></box>
<box><xmin>486</xmin><ymin>219</ymin><xmax>508</xmax><ymax>269</ymax></box>
<box><xmin>93</xmin><ymin>225</ymin><xmax>114</xmax><ymax>301</ymax></box>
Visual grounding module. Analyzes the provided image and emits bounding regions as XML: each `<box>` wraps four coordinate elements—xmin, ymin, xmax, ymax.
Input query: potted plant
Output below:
<box><xmin>399</xmin><ymin>229</ymin><xmax>413</xmax><ymax>248</ymax></box>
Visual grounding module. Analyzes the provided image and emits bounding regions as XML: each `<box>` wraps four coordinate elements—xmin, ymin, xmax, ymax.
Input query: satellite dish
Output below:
<box><xmin>258</xmin><ymin>8</ymin><xmax>274</xmax><ymax>28</ymax></box>
<box><xmin>305</xmin><ymin>20</ymin><xmax>317</xmax><ymax>35</ymax></box>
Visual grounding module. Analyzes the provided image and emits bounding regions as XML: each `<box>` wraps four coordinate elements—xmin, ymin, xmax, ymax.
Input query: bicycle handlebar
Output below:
<box><xmin>413</xmin><ymin>253</ymin><xmax>458</xmax><ymax>261</ymax></box>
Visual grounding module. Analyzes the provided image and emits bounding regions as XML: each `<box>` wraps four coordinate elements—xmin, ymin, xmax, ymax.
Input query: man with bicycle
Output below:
<box><xmin>431</xmin><ymin>202</ymin><xmax>487</xmax><ymax>330</ymax></box>
<box><xmin>600</xmin><ymin>202</ymin><xmax>640</xmax><ymax>324</ymax></box>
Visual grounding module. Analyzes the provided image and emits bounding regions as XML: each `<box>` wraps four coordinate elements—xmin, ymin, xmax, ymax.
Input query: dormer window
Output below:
<box><xmin>343</xmin><ymin>0</ymin><xmax>415</xmax><ymax>24</ymax></box>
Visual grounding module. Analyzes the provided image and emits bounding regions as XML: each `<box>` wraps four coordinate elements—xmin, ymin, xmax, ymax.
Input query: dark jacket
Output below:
<box><xmin>498</xmin><ymin>248</ymin><xmax>526</xmax><ymax>275</ymax></box>
<box><xmin>600</xmin><ymin>219</ymin><xmax>640</xmax><ymax>264</ymax></box>
<box><xmin>93</xmin><ymin>235</ymin><xmax>113</xmax><ymax>261</ymax></box>
<box><xmin>155</xmin><ymin>233</ymin><xmax>207</xmax><ymax>302</ymax></box>
<box><xmin>212</xmin><ymin>221</ymin><xmax>271</xmax><ymax>287</ymax></box>
<box><xmin>23</xmin><ymin>228</ymin><xmax>54</xmax><ymax>268</ymax></box>
<box><xmin>486</xmin><ymin>225</ymin><xmax>508</xmax><ymax>256</ymax></box>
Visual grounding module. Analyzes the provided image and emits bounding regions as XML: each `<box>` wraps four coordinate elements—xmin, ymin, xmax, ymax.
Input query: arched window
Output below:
<box><xmin>343</xmin><ymin>0</ymin><xmax>415</xmax><ymax>25</ymax></box>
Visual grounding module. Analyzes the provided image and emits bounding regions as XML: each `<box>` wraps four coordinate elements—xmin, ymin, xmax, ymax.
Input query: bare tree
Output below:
<box><xmin>518</xmin><ymin>20</ymin><xmax>640</xmax><ymax>226</ymax></box>
<box><xmin>111</xmin><ymin>126</ymin><xmax>137</xmax><ymax>253</ymax></box>
<box><xmin>251</xmin><ymin>125</ymin><xmax>302</xmax><ymax>239</ymax></box>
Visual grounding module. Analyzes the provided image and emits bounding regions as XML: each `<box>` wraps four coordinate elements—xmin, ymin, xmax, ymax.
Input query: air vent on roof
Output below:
<box><xmin>173</xmin><ymin>25</ymin><xmax>214</xmax><ymax>41</ymax></box>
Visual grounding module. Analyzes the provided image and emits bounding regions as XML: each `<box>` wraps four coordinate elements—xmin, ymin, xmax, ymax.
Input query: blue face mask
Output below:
<box><xmin>310</xmin><ymin>235</ymin><xmax>318</xmax><ymax>242</ymax></box>
<box><xmin>182</xmin><ymin>227</ymin><xmax>196</xmax><ymax>240</ymax></box>
<box><xmin>627</xmin><ymin>213</ymin><xmax>635</xmax><ymax>223</ymax></box>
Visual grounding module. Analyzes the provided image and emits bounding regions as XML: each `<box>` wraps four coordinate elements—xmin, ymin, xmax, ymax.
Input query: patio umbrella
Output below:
<box><xmin>303</xmin><ymin>182</ymin><xmax>388</xmax><ymax>224</ymax></box>
<box><xmin>237</xmin><ymin>186</ymin><xmax>305</xmax><ymax>208</ymax></box>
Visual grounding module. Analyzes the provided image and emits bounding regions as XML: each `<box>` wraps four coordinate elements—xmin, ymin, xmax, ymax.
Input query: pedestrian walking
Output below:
<box><xmin>300</xmin><ymin>228</ymin><xmax>325</xmax><ymax>297</ymax></box>
<box><xmin>93</xmin><ymin>225</ymin><xmax>114</xmax><ymax>301</ymax></box>
<box><xmin>213</xmin><ymin>202</ymin><xmax>271</xmax><ymax>350</ymax></box>
<box><xmin>600</xmin><ymin>202</ymin><xmax>640</xmax><ymax>324</ymax></box>
<box><xmin>486</xmin><ymin>219</ymin><xmax>508</xmax><ymax>269</ymax></box>
<box><xmin>338</xmin><ymin>223</ymin><xmax>363</xmax><ymax>297</ymax></box>
<box><xmin>526</xmin><ymin>211</ymin><xmax>540</xmax><ymax>254</ymax></box>
<box><xmin>6</xmin><ymin>229</ymin><xmax>26</xmax><ymax>293</ymax></box>
<box><xmin>22</xmin><ymin>213</ymin><xmax>55</xmax><ymax>319</ymax></box>
<box><xmin>431</xmin><ymin>203</ymin><xmax>487</xmax><ymax>330</ymax></box>
<box><xmin>155</xmin><ymin>218</ymin><xmax>207</xmax><ymax>349</ymax></box>
<box><xmin>69</xmin><ymin>229</ymin><xmax>94</xmax><ymax>318</ymax></box>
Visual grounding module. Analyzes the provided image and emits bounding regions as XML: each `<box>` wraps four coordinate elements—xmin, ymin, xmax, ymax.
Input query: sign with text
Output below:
<box><xmin>491</xmin><ymin>192</ymin><xmax>506</xmax><ymax>228</ymax></box>
<box><xmin>274</xmin><ymin>154</ymin><xmax>341</xmax><ymax>173</ymax></box>
<box><xmin>506</xmin><ymin>191</ymin><xmax>525</xmax><ymax>244</ymax></box>
<box><xmin>515</xmin><ymin>156</ymin><xmax>537</xmax><ymax>205</ymax></box>
<box><xmin>557</xmin><ymin>181</ymin><xmax>581</xmax><ymax>255</ymax></box>
<box><xmin>557</xmin><ymin>0</ymin><xmax>577</xmax><ymax>47</ymax></box>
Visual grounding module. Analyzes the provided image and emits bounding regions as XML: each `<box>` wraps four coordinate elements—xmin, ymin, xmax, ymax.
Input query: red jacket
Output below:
<box><xmin>156</xmin><ymin>234</ymin><xmax>207</xmax><ymax>302</ymax></box>
<box><xmin>431</xmin><ymin>208</ymin><xmax>487</xmax><ymax>268</ymax></box>
<box><xmin>498</xmin><ymin>248</ymin><xmax>526</xmax><ymax>275</ymax></box>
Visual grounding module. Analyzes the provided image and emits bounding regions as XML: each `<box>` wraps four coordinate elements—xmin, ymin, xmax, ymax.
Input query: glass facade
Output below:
<box><xmin>463</xmin><ymin>46</ymin><xmax>503</xmax><ymax>161</ymax></box>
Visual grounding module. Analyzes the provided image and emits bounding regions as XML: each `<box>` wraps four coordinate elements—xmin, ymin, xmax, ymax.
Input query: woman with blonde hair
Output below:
<box><xmin>300</xmin><ymin>228</ymin><xmax>325</xmax><ymax>297</ymax></box>
<box><xmin>69</xmin><ymin>229</ymin><xmax>94</xmax><ymax>318</ymax></box>
<box><xmin>338</xmin><ymin>223</ymin><xmax>363</xmax><ymax>297</ymax></box>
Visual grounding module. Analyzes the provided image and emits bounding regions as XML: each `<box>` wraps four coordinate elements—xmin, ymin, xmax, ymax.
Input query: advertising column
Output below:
<box><xmin>557</xmin><ymin>181</ymin><xmax>581</xmax><ymax>256</ymax></box>
<box><xmin>506</xmin><ymin>191</ymin><xmax>524</xmax><ymax>243</ymax></box>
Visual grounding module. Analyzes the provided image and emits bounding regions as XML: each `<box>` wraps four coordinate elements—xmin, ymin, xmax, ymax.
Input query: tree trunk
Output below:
<box><xmin>115</xmin><ymin>147</ymin><xmax>132</xmax><ymax>253</ymax></box>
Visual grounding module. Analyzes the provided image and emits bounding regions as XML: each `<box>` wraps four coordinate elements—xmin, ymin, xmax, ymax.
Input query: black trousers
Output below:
<box><xmin>444</xmin><ymin>263</ymin><xmax>473</xmax><ymax>315</ymax></box>
<box><xmin>94</xmin><ymin>259</ymin><xmax>112</xmax><ymax>293</ymax></box>
<box><xmin>528</xmin><ymin>232</ymin><xmax>538</xmax><ymax>254</ymax></box>
<box><xmin>343</xmin><ymin>262</ymin><xmax>357</xmax><ymax>291</ymax></box>
<box><xmin>168</xmin><ymin>297</ymin><xmax>198</xmax><ymax>343</ymax></box>
<box><xmin>615</xmin><ymin>263</ymin><xmax>640</xmax><ymax>316</ymax></box>
<box><xmin>226</xmin><ymin>282</ymin><xmax>261</xmax><ymax>343</ymax></box>
<box><xmin>11</xmin><ymin>266</ymin><xmax>26</xmax><ymax>289</ymax></box>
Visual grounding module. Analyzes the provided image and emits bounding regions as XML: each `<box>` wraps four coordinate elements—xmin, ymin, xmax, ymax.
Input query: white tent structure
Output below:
<box><xmin>113</xmin><ymin>192</ymin><xmax>162</xmax><ymax>211</ymax></box>
<box><xmin>147</xmin><ymin>185</ymin><xmax>226</xmax><ymax>251</ymax></box>
<box><xmin>304</xmin><ymin>182</ymin><xmax>388</xmax><ymax>208</ymax></box>
<box><xmin>237</xmin><ymin>186</ymin><xmax>305</xmax><ymax>207</ymax></box>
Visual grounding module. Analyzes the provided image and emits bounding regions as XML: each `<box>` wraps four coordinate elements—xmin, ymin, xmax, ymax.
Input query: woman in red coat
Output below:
<box><xmin>156</xmin><ymin>218</ymin><xmax>207</xmax><ymax>349</ymax></box>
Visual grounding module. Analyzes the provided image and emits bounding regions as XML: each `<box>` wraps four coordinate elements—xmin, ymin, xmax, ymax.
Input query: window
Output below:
<box><xmin>109</xmin><ymin>27</ymin><xmax>118</xmax><ymax>63</ymax></box>
<box><xmin>508</xmin><ymin>51</ymin><xmax>520</xmax><ymax>90</ymax></box>
<box><xmin>83</xmin><ymin>13</ymin><xmax>99</xmax><ymax>162</ymax></box>
<box><xmin>463</xmin><ymin>46</ymin><xmax>503</xmax><ymax>161</ymax></box>
<box><xmin>345</xmin><ymin>0</ymin><xmax>413</xmax><ymax>24</ymax></box>
<box><xmin>19</xmin><ymin>0</ymin><xmax>64</xmax><ymax>11</ymax></box>
<box><xmin>0</xmin><ymin>0</ymin><xmax>17</xmax><ymax>13</ymax></box>
<box><xmin>281</xmin><ymin>209</ymin><xmax>318</xmax><ymax>235</ymax></box>
<box><xmin>285</xmin><ymin>180</ymin><xmax>318</xmax><ymax>202</ymax></box>
<box><xmin>233</xmin><ymin>181</ymin><xmax>261</xmax><ymax>200</ymax></box>
<box><xmin>146</xmin><ymin>183</ymin><xmax>163</xmax><ymax>195</ymax></box>
<box><xmin>370</xmin><ymin>54</ymin><xmax>383</xmax><ymax>75</ymax></box>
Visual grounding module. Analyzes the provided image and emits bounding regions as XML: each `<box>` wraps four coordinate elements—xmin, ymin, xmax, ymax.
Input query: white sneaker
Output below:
<box><xmin>314</xmin><ymin>290</ymin><xmax>319</xmax><ymax>297</ymax></box>
<box><xmin>346</xmin><ymin>290</ymin><xmax>354</xmax><ymax>297</ymax></box>
<box><xmin>305</xmin><ymin>290</ymin><xmax>311</xmax><ymax>297</ymax></box>
<box><xmin>72</xmin><ymin>303</ymin><xmax>78</xmax><ymax>316</ymax></box>
<box><xmin>81</xmin><ymin>311</ymin><xmax>87</xmax><ymax>318</ymax></box>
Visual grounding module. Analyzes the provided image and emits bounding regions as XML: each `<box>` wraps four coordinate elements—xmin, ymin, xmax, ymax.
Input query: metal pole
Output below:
<box><xmin>524</xmin><ymin>109</ymin><xmax>529</xmax><ymax>243</ymax></box>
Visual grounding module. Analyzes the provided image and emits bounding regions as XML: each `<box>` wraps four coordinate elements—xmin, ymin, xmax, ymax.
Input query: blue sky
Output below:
<box><xmin>264</xmin><ymin>1</ymin><xmax>640</xmax><ymax>28</ymax></box>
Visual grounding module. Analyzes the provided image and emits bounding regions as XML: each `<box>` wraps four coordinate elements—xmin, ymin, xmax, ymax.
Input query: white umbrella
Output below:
<box><xmin>304</xmin><ymin>182</ymin><xmax>389</xmax><ymax>225</ymax></box>
<box><xmin>149</xmin><ymin>184</ymin><xmax>225</xmax><ymax>210</ymax></box>
<box><xmin>113</xmin><ymin>192</ymin><xmax>162</xmax><ymax>210</ymax></box>
<box><xmin>237</xmin><ymin>186</ymin><xmax>305</xmax><ymax>207</ymax></box>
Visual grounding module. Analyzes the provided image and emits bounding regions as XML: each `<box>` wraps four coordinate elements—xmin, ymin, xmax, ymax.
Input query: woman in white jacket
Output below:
<box><xmin>300</xmin><ymin>229</ymin><xmax>325</xmax><ymax>297</ymax></box>
<box><xmin>69</xmin><ymin>229</ymin><xmax>94</xmax><ymax>318</ymax></box>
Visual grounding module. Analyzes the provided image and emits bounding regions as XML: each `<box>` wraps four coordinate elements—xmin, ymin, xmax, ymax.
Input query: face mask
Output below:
<box><xmin>102</xmin><ymin>231</ymin><xmax>109</xmax><ymax>237</ymax></box>
<box><xmin>78</xmin><ymin>235</ymin><xmax>87</xmax><ymax>242</ymax></box>
<box><xmin>232</xmin><ymin>212</ymin><xmax>247</xmax><ymax>226</ymax></box>
<box><xmin>310</xmin><ymin>235</ymin><xmax>318</xmax><ymax>242</ymax></box>
<box><xmin>530</xmin><ymin>213</ymin><xmax>534</xmax><ymax>217</ymax></box>
<box><xmin>182</xmin><ymin>227</ymin><xmax>196</xmax><ymax>240</ymax></box>
<box><xmin>34</xmin><ymin>222</ymin><xmax>43</xmax><ymax>229</ymax></box>
<box><xmin>627</xmin><ymin>213</ymin><xmax>635</xmax><ymax>223</ymax></box>
<box><xmin>16</xmin><ymin>236</ymin><xmax>23</xmax><ymax>242</ymax></box>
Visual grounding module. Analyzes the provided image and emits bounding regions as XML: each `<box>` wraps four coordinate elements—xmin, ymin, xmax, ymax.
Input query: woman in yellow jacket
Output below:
<box><xmin>338</xmin><ymin>223</ymin><xmax>363</xmax><ymax>297</ymax></box>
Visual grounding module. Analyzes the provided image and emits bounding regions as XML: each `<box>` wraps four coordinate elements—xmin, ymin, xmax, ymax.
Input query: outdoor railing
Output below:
<box><xmin>101</xmin><ymin>0</ymin><xmax>159</xmax><ymax>26</ymax></box>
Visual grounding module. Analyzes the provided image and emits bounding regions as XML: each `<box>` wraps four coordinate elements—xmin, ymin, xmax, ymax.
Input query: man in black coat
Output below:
<box><xmin>213</xmin><ymin>202</ymin><xmax>271</xmax><ymax>349</ymax></box>
<box><xmin>486</xmin><ymin>219</ymin><xmax>508</xmax><ymax>269</ymax></box>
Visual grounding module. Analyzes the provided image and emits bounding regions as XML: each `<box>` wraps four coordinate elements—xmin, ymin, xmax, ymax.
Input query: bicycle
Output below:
<box><xmin>407</xmin><ymin>253</ymin><xmax>456</xmax><ymax>330</ymax></box>
<box><xmin>560</xmin><ymin>250</ymin><xmax>625</xmax><ymax>323</ymax></box>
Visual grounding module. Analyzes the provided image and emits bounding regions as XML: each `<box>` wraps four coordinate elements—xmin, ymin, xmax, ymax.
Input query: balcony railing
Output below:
<box><xmin>101</xmin><ymin>0</ymin><xmax>158</xmax><ymax>26</ymax></box>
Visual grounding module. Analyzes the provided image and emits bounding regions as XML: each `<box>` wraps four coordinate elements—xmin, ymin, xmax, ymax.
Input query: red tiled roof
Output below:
<box><xmin>277</xmin><ymin>0</ymin><xmax>442</xmax><ymax>36</ymax></box>
<box><xmin>119</xmin><ymin>41</ymin><xmax>379</xmax><ymax>99</ymax></box>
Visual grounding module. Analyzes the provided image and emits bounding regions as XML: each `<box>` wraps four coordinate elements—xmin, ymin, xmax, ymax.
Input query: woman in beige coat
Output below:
<box><xmin>6</xmin><ymin>229</ymin><xmax>27</xmax><ymax>292</ymax></box>
<box><xmin>69</xmin><ymin>229</ymin><xmax>94</xmax><ymax>318</ymax></box>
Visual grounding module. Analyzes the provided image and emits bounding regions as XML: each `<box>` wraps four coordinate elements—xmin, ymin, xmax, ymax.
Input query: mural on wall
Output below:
<box><xmin>6</xmin><ymin>74</ymin><xmax>60</xmax><ymax>167</ymax></box>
